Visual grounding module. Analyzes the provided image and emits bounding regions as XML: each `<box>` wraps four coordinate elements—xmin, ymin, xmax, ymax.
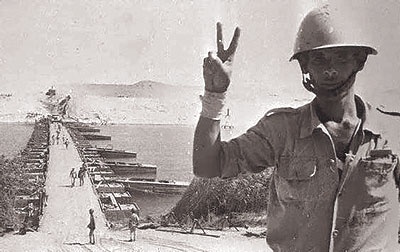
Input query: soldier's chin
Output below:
<box><xmin>315</xmin><ymin>81</ymin><xmax>350</xmax><ymax>98</ymax></box>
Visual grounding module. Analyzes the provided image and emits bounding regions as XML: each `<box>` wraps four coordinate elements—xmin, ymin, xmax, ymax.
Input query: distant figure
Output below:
<box><xmin>38</xmin><ymin>187</ymin><xmax>47</xmax><ymax>215</ymax></box>
<box><xmin>78</xmin><ymin>166</ymin><xmax>85</xmax><ymax>186</ymax></box>
<box><xmin>189</xmin><ymin>212</ymin><xmax>206</xmax><ymax>235</ymax></box>
<box><xmin>219</xmin><ymin>213</ymin><xmax>239</xmax><ymax>231</ymax></box>
<box><xmin>87</xmin><ymin>208</ymin><xmax>96</xmax><ymax>244</ymax></box>
<box><xmin>65</xmin><ymin>138</ymin><xmax>69</xmax><ymax>149</ymax></box>
<box><xmin>51</xmin><ymin>135</ymin><xmax>55</xmax><ymax>145</ymax></box>
<box><xmin>128</xmin><ymin>207</ymin><xmax>140</xmax><ymax>242</ymax></box>
<box><xmin>69</xmin><ymin>168</ymin><xmax>77</xmax><ymax>187</ymax></box>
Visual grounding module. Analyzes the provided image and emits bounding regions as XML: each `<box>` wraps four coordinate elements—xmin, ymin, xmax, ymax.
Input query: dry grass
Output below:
<box><xmin>170</xmin><ymin>168</ymin><xmax>273</xmax><ymax>227</ymax></box>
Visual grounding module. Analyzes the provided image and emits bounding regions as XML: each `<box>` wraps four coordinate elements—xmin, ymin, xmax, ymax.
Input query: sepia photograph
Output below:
<box><xmin>0</xmin><ymin>0</ymin><xmax>399</xmax><ymax>251</ymax></box>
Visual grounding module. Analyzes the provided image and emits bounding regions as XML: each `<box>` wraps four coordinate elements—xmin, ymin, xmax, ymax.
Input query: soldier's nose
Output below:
<box><xmin>323</xmin><ymin>69</ymin><xmax>338</xmax><ymax>78</ymax></box>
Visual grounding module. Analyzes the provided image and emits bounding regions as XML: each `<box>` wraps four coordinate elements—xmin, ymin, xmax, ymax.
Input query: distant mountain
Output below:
<box><xmin>65</xmin><ymin>81</ymin><xmax>203</xmax><ymax>125</ymax></box>
<box><xmin>76</xmin><ymin>81</ymin><xmax>202</xmax><ymax>100</ymax></box>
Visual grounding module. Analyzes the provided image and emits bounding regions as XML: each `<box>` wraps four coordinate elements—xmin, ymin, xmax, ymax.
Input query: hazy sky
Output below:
<box><xmin>0</xmin><ymin>0</ymin><xmax>399</xmax><ymax>108</ymax></box>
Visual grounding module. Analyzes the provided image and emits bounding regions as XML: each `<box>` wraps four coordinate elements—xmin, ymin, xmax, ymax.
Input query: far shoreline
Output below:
<box><xmin>0</xmin><ymin>119</ymin><xmax>197</xmax><ymax>127</ymax></box>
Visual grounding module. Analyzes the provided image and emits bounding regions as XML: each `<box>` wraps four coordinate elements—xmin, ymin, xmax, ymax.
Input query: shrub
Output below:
<box><xmin>0</xmin><ymin>156</ymin><xmax>34</xmax><ymax>227</ymax></box>
<box><xmin>172</xmin><ymin>168</ymin><xmax>273</xmax><ymax>221</ymax></box>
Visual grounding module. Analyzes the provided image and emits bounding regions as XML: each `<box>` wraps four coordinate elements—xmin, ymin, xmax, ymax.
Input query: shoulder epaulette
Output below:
<box><xmin>265</xmin><ymin>107</ymin><xmax>298</xmax><ymax>117</ymax></box>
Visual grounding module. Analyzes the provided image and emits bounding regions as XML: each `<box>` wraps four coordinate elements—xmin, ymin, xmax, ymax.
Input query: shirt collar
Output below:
<box><xmin>299</xmin><ymin>95</ymin><xmax>382</xmax><ymax>138</ymax></box>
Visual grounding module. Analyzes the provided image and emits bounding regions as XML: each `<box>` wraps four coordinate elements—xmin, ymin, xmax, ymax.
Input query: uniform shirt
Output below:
<box><xmin>87</xmin><ymin>214</ymin><xmax>95</xmax><ymax>230</ymax></box>
<box><xmin>219</xmin><ymin>95</ymin><xmax>400</xmax><ymax>252</ymax></box>
<box><xmin>129</xmin><ymin>213</ymin><xmax>140</xmax><ymax>229</ymax></box>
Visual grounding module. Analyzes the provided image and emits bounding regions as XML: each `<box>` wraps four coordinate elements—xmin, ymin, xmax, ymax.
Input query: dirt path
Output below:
<box><xmin>0</xmin><ymin>122</ymin><xmax>270</xmax><ymax>251</ymax></box>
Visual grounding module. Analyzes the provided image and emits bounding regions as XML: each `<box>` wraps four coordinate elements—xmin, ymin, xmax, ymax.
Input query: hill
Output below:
<box><xmin>78</xmin><ymin>81</ymin><xmax>201</xmax><ymax>99</ymax></box>
<box><xmin>66</xmin><ymin>81</ymin><xmax>203</xmax><ymax>125</ymax></box>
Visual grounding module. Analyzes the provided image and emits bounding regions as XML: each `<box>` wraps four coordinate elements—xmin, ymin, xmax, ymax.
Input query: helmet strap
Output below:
<box><xmin>302</xmin><ymin>70</ymin><xmax>358</xmax><ymax>97</ymax></box>
<box><xmin>302</xmin><ymin>72</ymin><xmax>315</xmax><ymax>93</ymax></box>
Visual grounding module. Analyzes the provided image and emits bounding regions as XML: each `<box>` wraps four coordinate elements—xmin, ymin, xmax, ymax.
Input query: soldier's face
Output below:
<box><xmin>306</xmin><ymin>48</ymin><xmax>360</xmax><ymax>89</ymax></box>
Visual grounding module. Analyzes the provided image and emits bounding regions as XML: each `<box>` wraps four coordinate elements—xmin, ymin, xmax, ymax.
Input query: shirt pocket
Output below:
<box><xmin>358</xmin><ymin>155</ymin><xmax>397</xmax><ymax>189</ymax></box>
<box><xmin>276</xmin><ymin>156</ymin><xmax>317</xmax><ymax>201</ymax></box>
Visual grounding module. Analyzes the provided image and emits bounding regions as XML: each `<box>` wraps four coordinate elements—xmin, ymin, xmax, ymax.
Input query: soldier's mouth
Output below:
<box><xmin>319</xmin><ymin>81</ymin><xmax>344</xmax><ymax>90</ymax></box>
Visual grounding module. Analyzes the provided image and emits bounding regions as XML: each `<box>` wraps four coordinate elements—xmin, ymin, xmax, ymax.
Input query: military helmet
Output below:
<box><xmin>290</xmin><ymin>4</ymin><xmax>377</xmax><ymax>61</ymax></box>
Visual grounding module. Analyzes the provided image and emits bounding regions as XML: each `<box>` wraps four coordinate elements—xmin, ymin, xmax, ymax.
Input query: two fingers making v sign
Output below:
<box><xmin>203</xmin><ymin>22</ymin><xmax>241</xmax><ymax>93</ymax></box>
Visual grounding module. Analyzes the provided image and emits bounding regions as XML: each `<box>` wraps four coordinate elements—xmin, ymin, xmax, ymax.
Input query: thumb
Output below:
<box><xmin>208</xmin><ymin>51</ymin><xmax>224</xmax><ymax>70</ymax></box>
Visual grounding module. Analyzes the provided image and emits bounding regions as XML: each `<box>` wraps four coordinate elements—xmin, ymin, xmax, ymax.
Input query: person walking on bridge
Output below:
<box><xmin>78</xmin><ymin>166</ymin><xmax>85</xmax><ymax>186</ymax></box>
<box><xmin>64</xmin><ymin>138</ymin><xmax>69</xmax><ymax>149</ymax></box>
<box><xmin>87</xmin><ymin>208</ymin><xmax>96</xmax><ymax>244</ymax></box>
<box><xmin>69</xmin><ymin>167</ymin><xmax>77</xmax><ymax>187</ymax></box>
<box><xmin>128</xmin><ymin>207</ymin><xmax>140</xmax><ymax>242</ymax></box>
<box><xmin>193</xmin><ymin>4</ymin><xmax>400</xmax><ymax>252</ymax></box>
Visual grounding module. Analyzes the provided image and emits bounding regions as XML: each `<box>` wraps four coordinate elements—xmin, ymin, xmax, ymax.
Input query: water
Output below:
<box><xmin>128</xmin><ymin>189</ymin><xmax>185</xmax><ymax>217</ymax></box>
<box><xmin>87</xmin><ymin>124</ymin><xmax>196</xmax><ymax>217</ymax></box>
<box><xmin>0</xmin><ymin>122</ymin><xmax>34</xmax><ymax>158</ymax></box>
<box><xmin>89</xmin><ymin>124</ymin><xmax>195</xmax><ymax>182</ymax></box>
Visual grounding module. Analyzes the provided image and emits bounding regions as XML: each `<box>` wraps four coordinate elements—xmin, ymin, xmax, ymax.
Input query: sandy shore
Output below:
<box><xmin>0</xmin><ymin>225</ymin><xmax>270</xmax><ymax>252</ymax></box>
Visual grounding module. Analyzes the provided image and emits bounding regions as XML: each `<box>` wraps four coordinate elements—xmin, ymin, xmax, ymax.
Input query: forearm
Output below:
<box><xmin>194</xmin><ymin>22</ymin><xmax>240</xmax><ymax>177</ymax></box>
<box><xmin>192</xmin><ymin>90</ymin><xmax>227</xmax><ymax>178</ymax></box>
<box><xmin>193</xmin><ymin>116</ymin><xmax>222</xmax><ymax>178</ymax></box>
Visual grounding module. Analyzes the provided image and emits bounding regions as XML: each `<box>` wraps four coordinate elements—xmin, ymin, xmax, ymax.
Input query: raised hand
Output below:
<box><xmin>203</xmin><ymin>22</ymin><xmax>241</xmax><ymax>93</ymax></box>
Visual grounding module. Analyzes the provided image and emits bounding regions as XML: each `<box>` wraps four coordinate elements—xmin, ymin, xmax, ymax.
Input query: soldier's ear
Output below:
<box><xmin>354</xmin><ymin>50</ymin><xmax>368</xmax><ymax>72</ymax></box>
<box><xmin>297</xmin><ymin>54</ymin><xmax>309</xmax><ymax>74</ymax></box>
<box><xmin>357</xmin><ymin>60</ymin><xmax>366</xmax><ymax>72</ymax></box>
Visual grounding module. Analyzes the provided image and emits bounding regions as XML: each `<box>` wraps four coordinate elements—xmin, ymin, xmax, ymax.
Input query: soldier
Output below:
<box><xmin>193</xmin><ymin>4</ymin><xmax>400</xmax><ymax>252</ymax></box>
<box><xmin>69</xmin><ymin>168</ymin><xmax>77</xmax><ymax>187</ymax></box>
<box><xmin>188</xmin><ymin>211</ymin><xmax>206</xmax><ymax>235</ymax></box>
<box><xmin>87</xmin><ymin>209</ymin><xmax>96</xmax><ymax>244</ymax></box>
<box><xmin>128</xmin><ymin>206</ymin><xmax>140</xmax><ymax>242</ymax></box>
<box><xmin>78</xmin><ymin>166</ymin><xmax>85</xmax><ymax>186</ymax></box>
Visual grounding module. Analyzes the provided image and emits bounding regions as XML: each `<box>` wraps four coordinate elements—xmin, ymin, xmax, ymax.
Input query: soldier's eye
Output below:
<box><xmin>311</xmin><ymin>57</ymin><xmax>326</xmax><ymax>65</ymax></box>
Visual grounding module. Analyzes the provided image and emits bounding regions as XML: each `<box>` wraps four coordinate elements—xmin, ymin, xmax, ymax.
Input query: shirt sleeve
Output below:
<box><xmin>219</xmin><ymin>112</ymin><xmax>287</xmax><ymax>178</ymax></box>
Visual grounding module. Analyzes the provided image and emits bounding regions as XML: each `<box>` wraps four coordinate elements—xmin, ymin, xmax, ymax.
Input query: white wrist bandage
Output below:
<box><xmin>200</xmin><ymin>90</ymin><xmax>227</xmax><ymax>120</ymax></box>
